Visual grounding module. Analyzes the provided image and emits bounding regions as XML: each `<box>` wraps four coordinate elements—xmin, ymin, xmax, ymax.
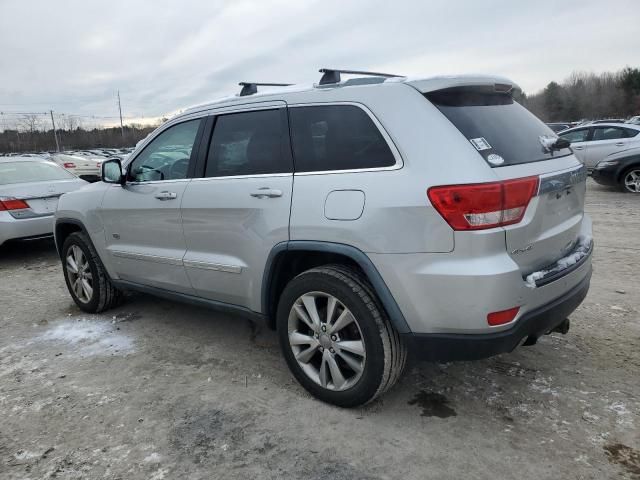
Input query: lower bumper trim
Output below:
<box><xmin>403</xmin><ymin>267</ymin><xmax>591</xmax><ymax>362</ymax></box>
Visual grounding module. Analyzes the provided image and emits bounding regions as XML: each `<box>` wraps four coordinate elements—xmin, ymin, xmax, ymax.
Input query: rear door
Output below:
<box><xmin>100</xmin><ymin>118</ymin><xmax>204</xmax><ymax>294</ymax></box>
<box><xmin>181</xmin><ymin>103</ymin><xmax>293</xmax><ymax>312</ymax></box>
<box><xmin>583</xmin><ymin>126</ymin><xmax>635</xmax><ymax>168</ymax></box>
<box><xmin>426</xmin><ymin>86</ymin><xmax>588</xmax><ymax>274</ymax></box>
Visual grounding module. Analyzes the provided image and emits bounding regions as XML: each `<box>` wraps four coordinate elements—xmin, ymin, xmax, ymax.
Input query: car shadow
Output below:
<box><xmin>0</xmin><ymin>237</ymin><xmax>59</xmax><ymax>268</ymax></box>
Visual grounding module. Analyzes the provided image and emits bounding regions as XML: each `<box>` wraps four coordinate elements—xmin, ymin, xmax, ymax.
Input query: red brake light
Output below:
<box><xmin>63</xmin><ymin>162</ymin><xmax>76</xmax><ymax>168</ymax></box>
<box><xmin>427</xmin><ymin>176</ymin><xmax>538</xmax><ymax>230</ymax></box>
<box><xmin>0</xmin><ymin>198</ymin><xmax>29</xmax><ymax>211</ymax></box>
<box><xmin>487</xmin><ymin>306</ymin><xmax>520</xmax><ymax>326</ymax></box>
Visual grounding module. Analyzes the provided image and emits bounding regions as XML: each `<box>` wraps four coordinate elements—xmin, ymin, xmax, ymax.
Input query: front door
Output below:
<box><xmin>560</xmin><ymin>127</ymin><xmax>590</xmax><ymax>164</ymax></box>
<box><xmin>181</xmin><ymin>105</ymin><xmax>293</xmax><ymax>312</ymax></box>
<box><xmin>100</xmin><ymin>118</ymin><xmax>204</xmax><ymax>294</ymax></box>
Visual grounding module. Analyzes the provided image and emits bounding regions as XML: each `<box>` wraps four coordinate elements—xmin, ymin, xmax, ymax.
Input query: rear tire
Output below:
<box><xmin>61</xmin><ymin>232</ymin><xmax>122</xmax><ymax>313</ymax></box>
<box><xmin>276</xmin><ymin>264</ymin><xmax>406</xmax><ymax>407</ymax></box>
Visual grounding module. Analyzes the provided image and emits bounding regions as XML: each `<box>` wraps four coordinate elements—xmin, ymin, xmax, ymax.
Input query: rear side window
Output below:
<box><xmin>560</xmin><ymin>128</ymin><xmax>590</xmax><ymax>143</ymax></box>
<box><xmin>205</xmin><ymin>109</ymin><xmax>290</xmax><ymax>177</ymax></box>
<box><xmin>426</xmin><ymin>88</ymin><xmax>572</xmax><ymax>167</ymax></box>
<box><xmin>624</xmin><ymin>128</ymin><xmax>639</xmax><ymax>138</ymax></box>
<box><xmin>289</xmin><ymin>105</ymin><xmax>396</xmax><ymax>172</ymax></box>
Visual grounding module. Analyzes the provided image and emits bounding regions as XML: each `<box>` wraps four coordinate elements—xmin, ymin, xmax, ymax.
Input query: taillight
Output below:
<box><xmin>487</xmin><ymin>306</ymin><xmax>520</xmax><ymax>326</ymax></box>
<box><xmin>0</xmin><ymin>198</ymin><xmax>29</xmax><ymax>211</ymax></box>
<box><xmin>63</xmin><ymin>162</ymin><xmax>76</xmax><ymax>168</ymax></box>
<box><xmin>427</xmin><ymin>176</ymin><xmax>539</xmax><ymax>230</ymax></box>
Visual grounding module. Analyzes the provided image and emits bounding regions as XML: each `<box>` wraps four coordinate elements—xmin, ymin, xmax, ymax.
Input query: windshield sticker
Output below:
<box><xmin>487</xmin><ymin>154</ymin><xmax>505</xmax><ymax>165</ymax></box>
<box><xmin>470</xmin><ymin>137</ymin><xmax>492</xmax><ymax>151</ymax></box>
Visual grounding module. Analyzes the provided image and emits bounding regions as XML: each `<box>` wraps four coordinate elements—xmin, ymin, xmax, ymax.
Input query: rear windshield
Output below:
<box><xmin>0</xmin><ymin>161</ymin><xmax>74</xmax><ymax>185</ymax></box>
<box><xmin>426</xmin><ymin>87</ymin><xmax>572</xmax><ymax>167</ymax></box>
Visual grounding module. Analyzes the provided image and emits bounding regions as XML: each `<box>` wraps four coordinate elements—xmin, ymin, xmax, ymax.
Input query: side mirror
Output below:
<box><xmin>102</xmin><ymin>159</ymin><xmax>125</xmax><ymax>185</ymax></box>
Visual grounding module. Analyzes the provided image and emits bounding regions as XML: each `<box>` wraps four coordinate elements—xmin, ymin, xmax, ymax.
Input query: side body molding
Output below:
<box><xmin>262</xmin><ymin>241</ymin><xmax>412</xmax><ymax>334</ymax></box>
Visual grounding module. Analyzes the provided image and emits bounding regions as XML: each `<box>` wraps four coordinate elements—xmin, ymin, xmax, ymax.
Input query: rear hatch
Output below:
<box><xmin>422</xmin><ymin>83</ymin><xmax>589</xmax><ymax>278</ymax></box>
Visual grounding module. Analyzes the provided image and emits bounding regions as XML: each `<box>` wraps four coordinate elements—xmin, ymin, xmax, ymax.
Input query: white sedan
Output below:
<box><xmin>558</xmin><ymin>123</ymin><xmax>640</xmax><ymax>171</ymax></box>
<box><xmin>0</xmin><ymin>157</ymin><xmax>87</xmax><ymax>246</ymax></box>
<box><xmin>51</xmin><ymin>152</ymin><xmax>102</xmax><ymax>181</ymax></box>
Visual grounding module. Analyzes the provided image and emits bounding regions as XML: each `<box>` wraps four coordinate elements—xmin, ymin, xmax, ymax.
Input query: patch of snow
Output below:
<box><xmin>36</xmin><ymin>318</ymin><xmax>134</xmax><ymax>357</ymax></box>
<box><xmin>144</xmin><ymin>453</ymin><xmax>162</xmax><ymax>463</ymax></box>
<box><xmin>525</xmin><ymin>235</ymin><xmax>592</xmax><ymax>288</ymax></box>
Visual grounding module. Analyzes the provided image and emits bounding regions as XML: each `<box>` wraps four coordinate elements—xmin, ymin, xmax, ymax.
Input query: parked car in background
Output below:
<box><xmin>558</xmin><ymin>123</ymin><xmax>640</xmax><ymax>171</ymax></box>
<box><xmin>626</xmin><ymin>116</ymin><xmax>640</xmax><ymax>125</ymax></box>
<box><xmin>592</xmin><ymin>146</ymin><xmax>640</xmax><ymax>193</ymax></box>
<box><xmin>54</xmin><ymin>70</ymin><xmax>592</xmax><ymax>407</ymax></box>
<box><xmin>0</xmin><ymin>157</ymin><xmax>87</xmax><ymax>246</ymax></box>
<box><xmin>546</xmin><ymin>123</ymin><xmax>571</xmax><ymax>133</ymax></box>
<box><xmin>51</xmin><ymin>152</ymin><xmax>102</xmax><ymax>181</ymax></box>
<box><xmin>589</xmin><ymin>119</ymin><xmax>626</xmax><ymax>124</ymax></box>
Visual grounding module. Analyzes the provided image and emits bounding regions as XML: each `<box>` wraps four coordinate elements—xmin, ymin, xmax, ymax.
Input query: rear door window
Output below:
<box><xmin>625</xmin><ymin>128</ymin><xmax>639</xmax><ymax>137</ymax></box>
<box><xmin>289</xmin><ymin>105</ymin><xmax>396</xmax><ymax>172</ymax></box>
<box><xmin>204</xmin><ymin>109</ymin><xmax>291</xmax><ymax>177</ymax></box>
<box><xmin>426</xmin><ymin>87</ymin><xmax>572</xmax><ymax>167</ymax></box>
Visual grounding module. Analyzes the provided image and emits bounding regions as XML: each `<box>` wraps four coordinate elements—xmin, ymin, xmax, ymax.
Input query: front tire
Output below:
<box><xmin>276</xmin><ymin>265</ymin><xmax>406</xmax><ymax>407</ymax></box>
<box><xmin>621</xmin><ymin>167</ymin><xmax>640</xmax><ymax>193</ymax></box>
<box><xmin>62</xmin><ymin>232</ymin><xmax>122</xmax><ymax>313</ymax></box>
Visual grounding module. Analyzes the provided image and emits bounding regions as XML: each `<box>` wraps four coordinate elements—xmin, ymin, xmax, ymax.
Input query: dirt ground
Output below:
<box><xmin>1</xmin><ymin>179</ymin><xmax>638</xmax><ymax>480</ymax></box>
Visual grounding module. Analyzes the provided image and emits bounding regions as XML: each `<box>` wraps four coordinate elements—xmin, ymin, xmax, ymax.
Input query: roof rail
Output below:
<box><xmin>318</xmin><ymin>68</ymin><xmax>404</xmax><ymax>85</ymax></box>
<box><xmin>238</xmin><ymin>82</ymin><xmax>294</xmax><ymax>97</ymax></box>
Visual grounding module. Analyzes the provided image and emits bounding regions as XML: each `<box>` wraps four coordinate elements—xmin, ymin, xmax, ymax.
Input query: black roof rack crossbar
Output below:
<box><xmin>318</xmin><ymin>68</ymin><xmax>404</xmax><ymax>85</ymax></box>
<box><xmin>238</xmin><ymin>82</ymin><xmax>294</xmax><ymax>96</ymax></box>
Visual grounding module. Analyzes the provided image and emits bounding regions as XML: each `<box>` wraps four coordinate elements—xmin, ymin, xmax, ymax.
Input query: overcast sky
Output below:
<box><xmin>1</xmin><ymin>0</ymin><xmax>638</xmax><ymax>125</ymax></box>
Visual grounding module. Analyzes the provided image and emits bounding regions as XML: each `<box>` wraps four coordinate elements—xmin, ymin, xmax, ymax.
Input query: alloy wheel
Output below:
<box><xmin>65</xmin><ymin>245</ymin><xmax>93</xmax><ymax>303</ymax></box>
<box><xmin>287</xmin><ymin>291</ymin><xmax>366</xmax><ymax>391</ymax></box>
<box><xmin>624</xmin><ymin>169</ymin><xmax>640</xmax><ymax>193</ymax></box>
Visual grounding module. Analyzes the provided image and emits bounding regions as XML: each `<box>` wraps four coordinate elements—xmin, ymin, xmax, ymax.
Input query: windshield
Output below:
<box><xmin>426</xmin><ymin>87</ymin><xmax>573</xmax><ymax>167</ymax></box>
<box><xmin>0</xmin><ymin>161</ymin><xmax>75</xmax><ymax>185</ymax></box>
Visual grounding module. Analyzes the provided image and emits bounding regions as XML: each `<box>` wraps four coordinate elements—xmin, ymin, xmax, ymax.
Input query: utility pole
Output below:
<box><xmin>117</xmin><ymin>90</ymin><xmax>124</xmax><ymax>139</ymax></box>
<box><xmin>50</xmin><ymin>110</ymin><xmax>60</xmax><ymax>152</ymax></box>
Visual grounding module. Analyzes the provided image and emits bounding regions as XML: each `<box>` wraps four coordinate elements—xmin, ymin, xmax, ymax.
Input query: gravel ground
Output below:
<box><xmin>1</xmin><ymin>179</ymin><xmax>638</xmax><ymax>480</ymax></box>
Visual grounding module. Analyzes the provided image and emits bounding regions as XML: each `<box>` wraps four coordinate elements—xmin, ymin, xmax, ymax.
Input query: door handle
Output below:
<box><xmin>250</xmin><ymin>188</ymin><xmax>283</xmax><ymax>198</ymax></box>
<box><xmin>615</xmin><ymin>142</ymin><xmax>625</xmax><ymax>147</ymax></box>
<box><xmin>155</xmin><ymin>191</ymin><xmax>178</xmax><ymax>200</ymax></box>
<box><xmin>572</xmin><ymin>146</ymin><xmax>584</xmax><ymax>150</ymax></box>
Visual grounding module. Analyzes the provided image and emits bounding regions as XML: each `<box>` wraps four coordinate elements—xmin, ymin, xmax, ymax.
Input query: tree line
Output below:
<box><xmin>0</xmin><ymin>123</ymin><xmax>158</xmax><ymax>154</ymax></box>
<box><xmin>523</xmin><ymin>67</ymin><xmax>640</xmax><ymax>122</ymax></box>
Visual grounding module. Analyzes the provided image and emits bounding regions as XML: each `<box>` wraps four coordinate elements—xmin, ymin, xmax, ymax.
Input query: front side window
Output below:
<box><xmin>592</xmin><ymin>127</ymin><xmax>626</xmax><ymax>141</ymax></box>
<box><xmin>289</xmin><ymin>105</ymin><xmax>396</xmax><ymax>172</ymax></box>
<box><xmin>204</xmin><ymin>109</ymin><xmax>289</xmax><ymax>177</ymax></box>
<box><xmin>128</xmin><ymin>119</ymin><xmax>201</xmax><ymax>182</ymax></box>
<box><xmin>560</xmin><ymin>128</ymin><xmax>590</xmax><ymax>143</ymax></box>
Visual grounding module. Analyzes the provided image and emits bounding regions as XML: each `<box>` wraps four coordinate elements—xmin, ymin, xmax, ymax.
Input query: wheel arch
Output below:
<box><xmin>262</xmin><ymin>241</ymin><xmax>411</xmax><ymax>334</ymax></box>
<box><xmin>54</xmin><ymin>218</ymin><xmax>91</xmax><ymax>259</ymax></box>
<box><xmin>618</xmin><ymin>161</ymin><xmax>640</xmax><ymax>183</ymax></box>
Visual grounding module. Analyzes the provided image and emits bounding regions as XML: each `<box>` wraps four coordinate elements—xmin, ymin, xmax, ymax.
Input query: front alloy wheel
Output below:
<box><xmin>623</xmin><ymin>169</ymin><xmax>640</xmax><ymax>193</ymax></box>
<box><xmin>65</xmin><ymin>245</ymin><xmax>93</xmax><ymax>303</ymax></box>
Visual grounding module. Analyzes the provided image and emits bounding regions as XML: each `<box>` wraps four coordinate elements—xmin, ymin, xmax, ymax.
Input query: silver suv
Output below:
<box><xmin>54</xmin><ymin>69</ymin><xmax>593</xmax><ymax>407</ymax></box>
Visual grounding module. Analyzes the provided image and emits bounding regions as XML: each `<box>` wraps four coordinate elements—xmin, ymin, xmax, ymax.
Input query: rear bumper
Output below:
<box><xmin>0</xmin><ymin>212</ymin><xmax>54</xmax><ymax>246</ymax></box>
<box><xmin>404</xmin><ymin>267</ymin><xmax>591</xmax><ymax>361</ymax></box>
